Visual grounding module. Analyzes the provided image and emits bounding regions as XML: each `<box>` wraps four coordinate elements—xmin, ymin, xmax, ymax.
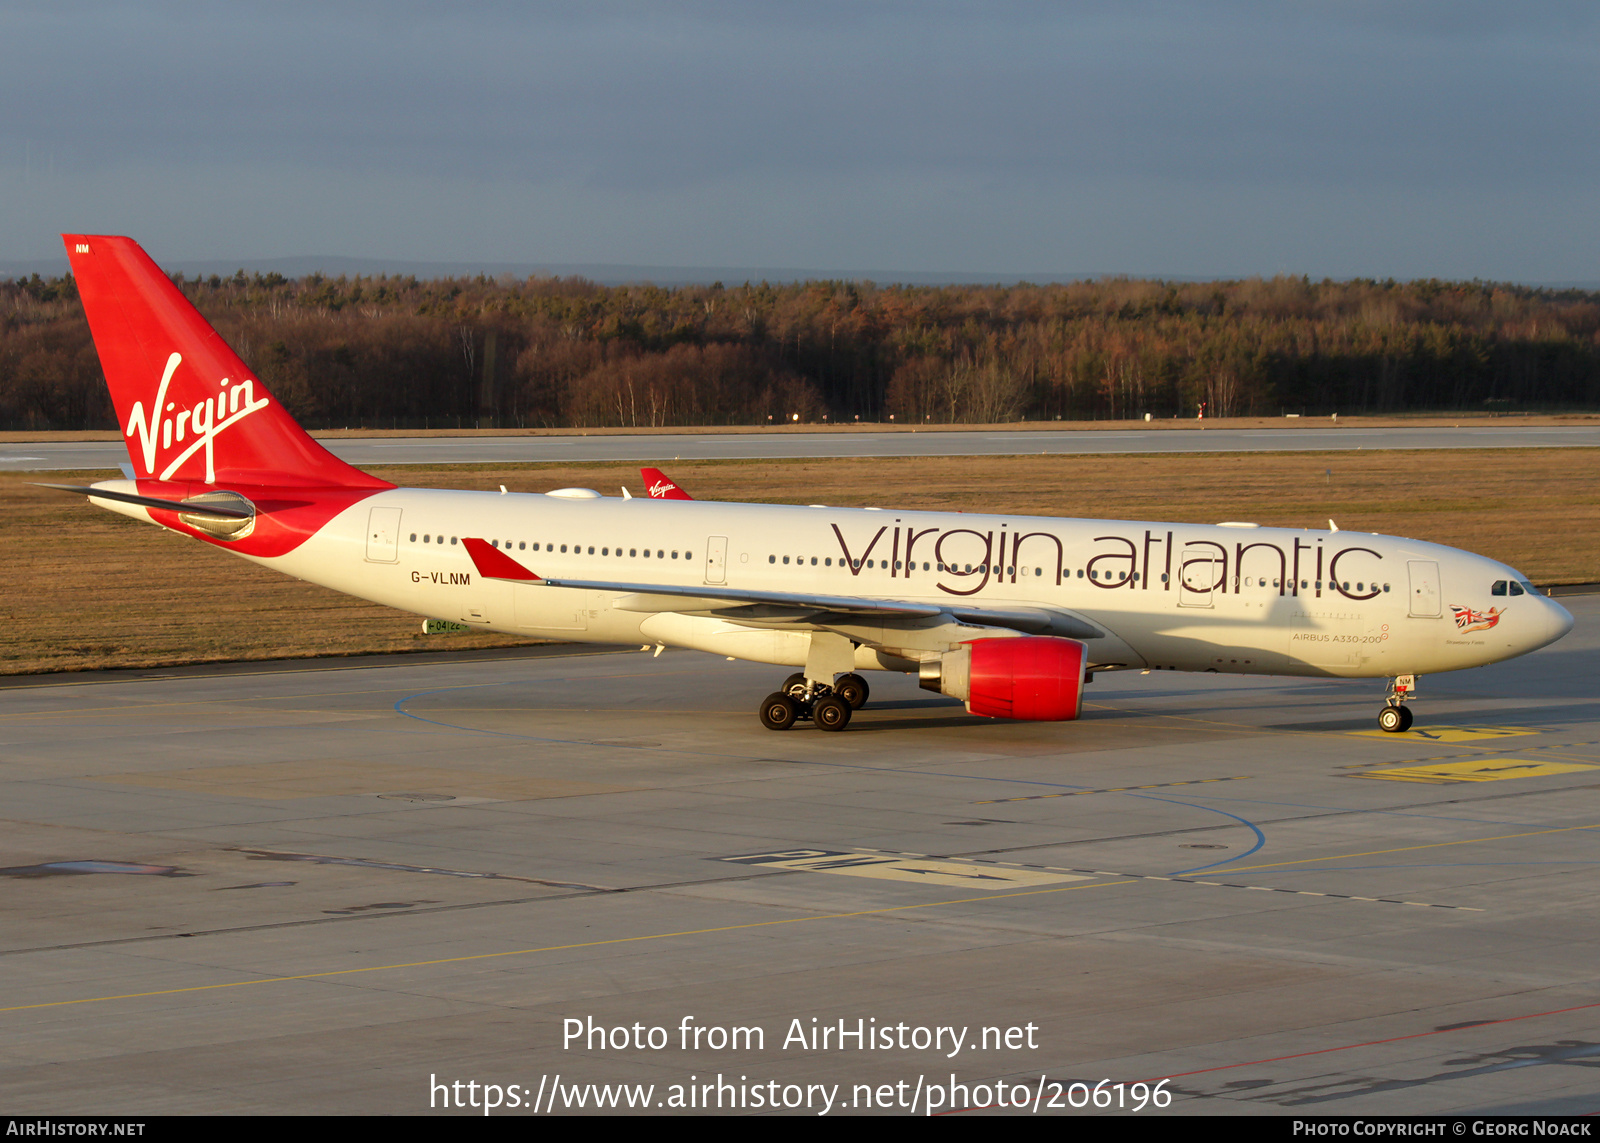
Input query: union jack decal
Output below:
<box><xmin>1450</xmin><ymin>604</ymin><xmax>1502</xmax><ymax>633</ymax></box>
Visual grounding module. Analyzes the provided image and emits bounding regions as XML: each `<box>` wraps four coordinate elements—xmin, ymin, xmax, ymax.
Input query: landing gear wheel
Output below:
<box><xmin>782</xmin><ymin>673</ymin><xmax>808</xmax><ymax>698</ymax></box>
<box><xmin>813</xmin><ymin>695</ymin><xmax>852</xmax><ymax>731</ymax></box>
<box><xmin>760</xmin><ymin>692</ymin><xmax>799</xmax><ymax>730</ymax></box>
<box><xmin>1378</xmin><ymin>705</ymin><xmax>1413</xmax><ymax>733</ymax></box>
<box><xmin>834</xmin><ymin>673</ymin><xmax>870</xmax><ymax>710</ymax></box>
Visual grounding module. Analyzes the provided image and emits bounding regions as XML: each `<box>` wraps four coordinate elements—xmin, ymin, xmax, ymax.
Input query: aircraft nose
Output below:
<box><xmin>1546</xmin><ymin>595</ymin><xmax>1575</xmax><ymax>644</ymax></box>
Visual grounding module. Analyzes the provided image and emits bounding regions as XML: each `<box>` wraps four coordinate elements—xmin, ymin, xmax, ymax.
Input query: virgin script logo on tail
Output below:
<box><xmin>125</xmin><ymin>352</ymin><xmax>271</xmax><ymax>483</ymax></box>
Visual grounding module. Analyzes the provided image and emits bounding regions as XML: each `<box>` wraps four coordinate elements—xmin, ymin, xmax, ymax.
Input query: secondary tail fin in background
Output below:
<box><xmin>641</xmin><ymin>467</ymin><xmax>692</xmax><ymax>499</ymax></box>
<box><xmin>62</xmin><ymin>235</ymin><xmax>389</xmax><ymax>491</ymax></box>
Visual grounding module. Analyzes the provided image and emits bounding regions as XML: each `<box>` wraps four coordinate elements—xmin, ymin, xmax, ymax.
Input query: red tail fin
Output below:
<box><xmin>63</xmin><ymin>235</ymin><xmax>388</xmax><ymax>490</ymax></box>
<box><xmin>641</xmin><ymin>467</ymin><xmax>692</xmax><ymax>499</ymax></box>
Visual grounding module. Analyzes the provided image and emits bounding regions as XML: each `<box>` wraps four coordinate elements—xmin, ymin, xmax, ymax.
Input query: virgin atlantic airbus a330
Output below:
<box><xmin>46</xmin><ymin>236</ymin><xmax>1573</xmax><ymax>731</ymax></box>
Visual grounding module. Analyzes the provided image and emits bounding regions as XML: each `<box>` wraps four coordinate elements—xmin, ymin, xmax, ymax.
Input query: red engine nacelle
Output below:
<box><xmin>919</xmin><ymin>636</ymin><xmax>1087</xmax><ymax>721</ymax></box>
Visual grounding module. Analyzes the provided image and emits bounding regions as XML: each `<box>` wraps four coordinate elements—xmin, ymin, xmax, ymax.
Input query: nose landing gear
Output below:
<box><xmin>1378</xmin><ymin>674</ymin><xmax>1417</xmax><ymax>733</ymax></box>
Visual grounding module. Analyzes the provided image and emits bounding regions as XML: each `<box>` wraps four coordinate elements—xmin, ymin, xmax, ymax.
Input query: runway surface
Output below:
<box><xmin>2</xmin><ymin>598</ymin><xmax>1597</xmax><ymax>1115</ymax></box>
<box><xmin>4</xmin><ymin>424</ymin><xmax>1599</xmax><ymax>471</ymax></box>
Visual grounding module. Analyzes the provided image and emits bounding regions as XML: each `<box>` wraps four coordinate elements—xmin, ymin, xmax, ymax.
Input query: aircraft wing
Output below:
<box><xmin>460</xmin><ymin>538</ymin><xmax>1103</xmax><ymax>637</ymax></box>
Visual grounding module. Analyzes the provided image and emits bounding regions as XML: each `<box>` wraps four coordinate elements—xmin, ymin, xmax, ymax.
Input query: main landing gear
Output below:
<box><xmin>760</xmin><ymin>672</ymin><xmax>871</xmax><ymax>731</ymax></box>
<box><xmin>1378</xmin><ymin>674</ymin><xmax>1417</xmax><ymax>733</ymax></box>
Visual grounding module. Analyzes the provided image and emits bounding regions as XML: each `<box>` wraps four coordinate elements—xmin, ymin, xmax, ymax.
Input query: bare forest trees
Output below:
<box><xmin>3</xmin><ymin>271</ymin><xmax>1598</xmax><ymax>429</ymax></box>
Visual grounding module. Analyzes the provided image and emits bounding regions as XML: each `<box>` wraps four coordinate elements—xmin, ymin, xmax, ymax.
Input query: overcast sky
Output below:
<box><xmin>2</xmin><ymin>1</ymin><xmax>1596</xmax><ymax>281</ymax></box>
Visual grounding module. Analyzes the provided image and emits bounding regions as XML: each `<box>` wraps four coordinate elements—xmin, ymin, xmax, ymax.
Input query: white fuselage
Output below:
<box><xmin>96</xmin><ymin>484</ymin><xmax>1571</xmax><ymax>682</ymax></box>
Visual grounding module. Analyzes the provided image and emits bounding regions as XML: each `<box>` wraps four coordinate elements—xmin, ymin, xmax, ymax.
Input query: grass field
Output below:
<box><xmin>3</xmin><ymin>448</ymin><xmax>1595</xmax><ymax>675</ymax></box>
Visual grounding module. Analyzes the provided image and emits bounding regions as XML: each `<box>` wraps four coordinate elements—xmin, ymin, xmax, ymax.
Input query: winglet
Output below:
<box><xmin>460</xmin><ymin>537</ymin><xmax>540</xmax><ymax>581</ymax></box>
<box><xmin>641</xmin><ymin>467</ymin><xmax>692</xmax><ymax>499</ymax></box>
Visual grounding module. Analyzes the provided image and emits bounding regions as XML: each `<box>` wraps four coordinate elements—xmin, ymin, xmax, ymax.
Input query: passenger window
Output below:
<box><xmin>423</xmin><ymin>535</ymin><xmax>430</xmax><ymax>544</ymax></box>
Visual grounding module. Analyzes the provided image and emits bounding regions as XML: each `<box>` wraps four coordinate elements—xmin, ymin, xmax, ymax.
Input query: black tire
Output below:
<box><xmin>782</xmin><ymin>672</ymin><xmax>808</xmax><ymax>698</ymax></box>
<box><xmin>1397</xmin><ymin>704</ymin><xmax>1414</xmax><ymax>732</ymax></box>
<box><xmin>813</xmin><ymin>695</ymin><xmax>852</xmax><ymax>731</ymax></box>
<box><xmin>760</xmin><ymin>692</ymin><xmax>798</xmax><ymax>730</ymax></box>
<box><xmin>1378</xmin><ymin>706</ymin><xmax>1405</xmax><ymax>733</ymax></box>
<box><xmin>834</xmin><ymin>673</ymin><xmax>870</xmax><ymax>709</ymax></box>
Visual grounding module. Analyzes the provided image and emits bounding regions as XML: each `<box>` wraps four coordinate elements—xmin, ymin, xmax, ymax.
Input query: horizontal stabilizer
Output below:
<box><xmin>33</xmin><ymin>482</ymin><xmax>254</xmax><ymax>519</ymax></box>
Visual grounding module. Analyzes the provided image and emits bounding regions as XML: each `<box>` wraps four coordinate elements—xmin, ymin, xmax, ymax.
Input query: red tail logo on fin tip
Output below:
<box><xmin>641</xmin><ymin>467</ymin><xmax>692</xmax><ymax>499</ymax></box>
